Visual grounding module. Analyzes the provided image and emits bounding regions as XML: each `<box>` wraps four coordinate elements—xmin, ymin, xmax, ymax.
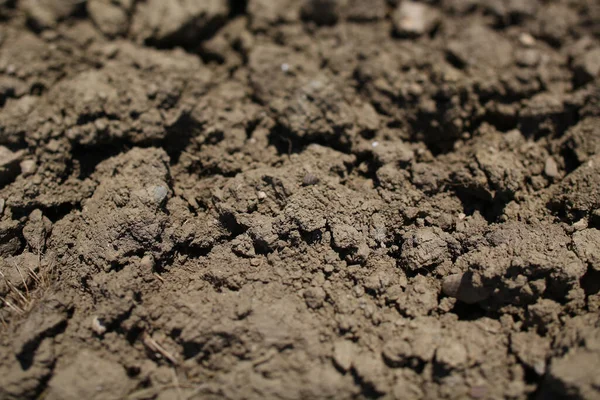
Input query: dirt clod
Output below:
<box><xmin>45</xmin><ymin>350</ymin><xmax>132</xmax><ymax>400</ymax></box>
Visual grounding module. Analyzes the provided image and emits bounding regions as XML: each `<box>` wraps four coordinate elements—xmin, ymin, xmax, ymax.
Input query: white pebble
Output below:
<box><xmin>20</xmin><ymin>159</ymin><xmax>37</xmax><ymax>176</ymax></box>
<box><xmin>372</xmin><ymin>141</ymin><xmax>379</xmax><ymax>148</ymax></box>
<box><xmin>257</xmin><ymin>191</ymin><xmax>267</xmax><ymax>200</ymax></box>
<box><xmin>544</xmin><ymin>157</ymin><xmax>559</xmax><ymax>178</ymax></box>
<box><xmin>519</xmin><ymin>33</ymin><xmax>535</xmax><ymax>47</ymax></box>
<box><xmin>152</xmin><ymin>185</ymin><xmax>169</xmax><ymax>206</ymax></box>
<box><xmin>281</xmin><ymin>63</ymin><xmax>290</xmax><ymax>72</ymax></box>
<box><xmin>91</xmin><ymin>316</ymin><xmax>107</xmax><ymax>335</ymax></box>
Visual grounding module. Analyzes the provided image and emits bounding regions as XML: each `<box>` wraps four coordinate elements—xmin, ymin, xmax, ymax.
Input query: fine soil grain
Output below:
<box><xmin>0</xmin><ymin>0</ymin><xmax>600</xmax><ymax>399</ymax></box>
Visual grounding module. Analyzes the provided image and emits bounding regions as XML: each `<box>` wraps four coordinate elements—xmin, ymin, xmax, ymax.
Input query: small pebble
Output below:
<box><xmin>302</xmin><ymin>173</ymin><xmax>320</xmax><ymax>186</ymax></box>
<box><xmin>572</xmin><ymin>218</ymin><xmax>588</xmax><ymax>231</ymax></box>
<box><xmin>393</xmin><ymin>1</ymin><xmax>440</xmax><ymax>37</ymax></box>
<box><xmin>94</xmin><ymin>118</ymin><xmax>108</xmax><ymax>131</ymax></box>
<box><xmin>281</xmin><ymin>63</ymin><xmax>290</xmax><ymax>72</ymax></box>
<box><xmin>152</xmin><ymin>185</ymin><xmax>169</xmax><ymax>206</ymax></box>
<box><xmin>519</xmin><ymin>33</ymin><xmax>536</xmax><ymax>47</ymax></box>
<box><xmin>442</xmin><ymin>272</ymin><xmax>490</xmax><ymax>304</ymax></box>
<box><xmin>257</xmin><ymin>191</ymin><xmax>267</xmax><ymax>200</ymax></box>
<box><xmin>91</xmin><ymin>316</ymin><xmax>107</xmax><ymax>335</ymax></box>
<box><xmin>140</xmin><ymin>254</ymin><xmax>155</xmax><ymax>271</ymax></box>
<box><xmin>544</xmin><ymin>157</ymin><xmax>559</xmax><ymax>178</ymax></box>
<box><xmin>333</xmin><ymin>340</ymin><xmax>355</xmax><ymax>371</ymax></box>
<box><xmin>20</xmin><ymin>159</ymin><xmax>37</xmax><ymax>176</ymax></box>
<box><xmin>442</xmin><ymin>273</ymin><xmax>464</xmax><ymax>297</ymax></box>
<box><xmin>533</xmin><ymin>360</ymin><xmax>546</xmax><ymax>376</ymax></box>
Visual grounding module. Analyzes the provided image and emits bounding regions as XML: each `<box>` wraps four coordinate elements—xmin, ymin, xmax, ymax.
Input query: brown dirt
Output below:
<box><xmin>1</xmin><ymin>0</ymin><xmax>600</xmax><ymax>399</ymax></box>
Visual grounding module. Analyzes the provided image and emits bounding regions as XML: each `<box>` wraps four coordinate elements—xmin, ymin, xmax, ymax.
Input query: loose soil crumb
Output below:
<box><xmin>0</xmin><ymin>0</ymin><xmax>599</xmax><ymax>399</ymax></box>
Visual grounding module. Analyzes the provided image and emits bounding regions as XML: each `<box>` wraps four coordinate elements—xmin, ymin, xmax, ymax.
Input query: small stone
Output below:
<box><xmin>447</xmin><ymin>25</ymin><xmax>513</xmax><ymax>69</ymax></box>
<box><xmin>442</xmin><ymin>272</ymin><xmax>490</xmax><ymax>304</ymax></box>
<box><xmin>302</xmin><ymin>173</ymin><xmax>320</xmax><ymax>186</ymax></box>
<box><xmin>87</xmin><ymin>0</ymin><xmax>130</xmax><ymax>37</ymax></box>
<box><xmin>151</xmin><ymin>185</ymin><xmax>169</xmax><ymax>206</ymax></box>
<box><xmin>20</xmin><ymin>159</ymin><xmax>37</xmax><ymax>176</ymax></box>
<box><xmin>519</xmin><ymin>33</ymin><xmax>536</xmax><ymax>47</ymax></box>
<box><xmin>94</xmin><ymin>118</ymin><xmax>108</xmax><ymax>131</ymax></box>
<box><xmin>544</xmin><ymin>157</ymin><xmax>559</xmax><ymax>178</ymax></box>
<box><xmin>304</xmin><ymin>286</ymin><xmax>326</xmax><ymax>309</ymax></box>
<box><xmin>572</xmin><ymin>219</ymin><xmax>588</xmax><ymax>231</ymax></box>
<box><xmin>257</xmin><ymin>191</ymin><xmax>267</xmax><ymax>200</ymax></box>
<box><xmin>392</xmin><ymin>1</ymin><xmax>440</xmax><ymax>38</ymax></box>
<box><xmin>332</xmin><ymin>340</ymin><xmax>355</xmax><ymax>371</ymax></box>
<box><xmin>91</xmin><ymin>316</ymin><xmax>107</xmax><ymax>336</ymax></box>
<box><xmin>140</xmin><ymin>254</ymin><xmax>155</xmax><ymax>271</ymax></box>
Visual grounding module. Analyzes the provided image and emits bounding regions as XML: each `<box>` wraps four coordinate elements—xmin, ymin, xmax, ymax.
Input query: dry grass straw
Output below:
<box><xmin>0</xmin><ymin>242</ymin><xmax>56</xmax><ymax>324</ymax></box>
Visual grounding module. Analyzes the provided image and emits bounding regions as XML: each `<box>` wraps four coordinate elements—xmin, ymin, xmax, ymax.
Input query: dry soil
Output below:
<box><xmin>1</xmin><ymin>0</ymin><xmax>600</xmax><ymax>399</ymax></box>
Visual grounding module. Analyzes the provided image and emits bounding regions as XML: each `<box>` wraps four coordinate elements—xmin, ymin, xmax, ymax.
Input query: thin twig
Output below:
<box><xmin>171</xmin><ymin>368</ymin><xmax>183</xmax><ymax>400</ymax></box>
<box><xmin>142</xmin><ymin>333</ymin><xmax>179</xmax><ymax>365</ymax></box>
<box><xmin>184</xmin><ymin>384</ymin><xmax>215</xmax><ymax>400</ymax></box>
<box><xmin>12</xmin><ymin>261</ymin><xmax>30</xmax><ymax>299</ymax></box>
<box><xmin>28</xmin><ymin>267</ymin><xmax>41</xmax><ymax>285</ymax></box>
<box><xmin>8</xmin><ymin>282</ymin><xmax>29</xmax><ymax>306</ymax></box>
<box><xmin>1</xmin><ymin>297</ymin><xmax>24</xmax><ymax>314</ymax></box>
<box><xmin>127</xmin><ymin>384</ymin><xmax>196</xmax><ymax>400</ymax></box>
